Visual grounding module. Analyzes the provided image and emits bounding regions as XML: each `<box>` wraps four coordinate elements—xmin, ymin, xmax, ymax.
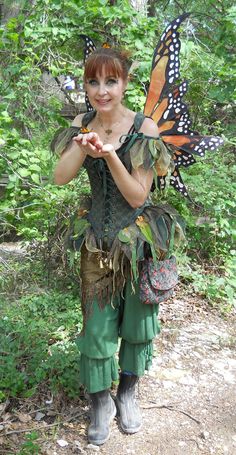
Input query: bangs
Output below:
<box><xmin>84</xmin><ymin>53</ymin><xmax>125</xmax><ymax>80</ymax></box>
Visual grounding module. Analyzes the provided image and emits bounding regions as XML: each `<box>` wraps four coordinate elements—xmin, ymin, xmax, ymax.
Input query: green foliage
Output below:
<box><xmin>177</xmin><ymin>252</ymin><xmax>236</xmax><ymax>312</ymax></box>
<box><xmin>0</xmin><ymin>0</ymin><xmax>235</xmax><ymax>317</ymax></box>
<box><xmin>0</xmin><ymin>290</ymin><xmax>82</xmax><ymax>399</ymax></box>
<box><xmin>18</xmin><ymin>432</ymin><xmax>40</xmax><ymax>455</ymax></box>
<box><xmin>166</xmin><ymin>148</ymin><xmax>236</xmax><ymax>308</ymax></box>
<box><xmin>0</xmin><ymin>0</ymin><xmax>235</xmax><ymax>406</ymax></box>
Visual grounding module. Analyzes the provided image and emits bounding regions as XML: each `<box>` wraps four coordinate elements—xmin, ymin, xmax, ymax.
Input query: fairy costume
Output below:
<box><xmin>52</xmin><ymin>14</ymin><xmax>223</xmax><ymax>395</ymax></box>
<box><xmin>52</xmin><ymin>110</ymin><xmax>184</xmax><ymax>392</ymax></box>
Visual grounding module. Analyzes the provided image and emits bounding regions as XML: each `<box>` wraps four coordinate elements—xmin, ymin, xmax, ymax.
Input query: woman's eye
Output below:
<box><xmin>87</xmin><ymin>79</ymin><xmax>98</xmax><ymax>86</ymax></box>
<box><xmin>106</xmin><ymin>79</ymin><xmax>118</xmax><ymax>86</ymax></box>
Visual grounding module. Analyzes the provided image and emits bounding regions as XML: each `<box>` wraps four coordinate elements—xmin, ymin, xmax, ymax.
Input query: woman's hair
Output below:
<box><xmin>84</xmin><ymin>48</ymin><xmax>130</xmax><ymax>81</ymax></box>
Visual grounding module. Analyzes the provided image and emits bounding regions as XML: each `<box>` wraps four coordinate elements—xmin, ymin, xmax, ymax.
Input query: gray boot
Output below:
<box><xmin>116</xmin><ymin>374</ymin><xmax>142</xmax><ymax>433</ymax></box>
<box><xmin>88</xmin><ymin>390</ymin><xmax>116</xmax><ymax>445</ymax></box>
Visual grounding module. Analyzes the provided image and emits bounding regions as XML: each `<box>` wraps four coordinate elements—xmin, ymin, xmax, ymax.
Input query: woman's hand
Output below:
<box><xmin>73</xmin><ymin>132</ymin><xmax>115</xmax><ymax>159</ymax></box>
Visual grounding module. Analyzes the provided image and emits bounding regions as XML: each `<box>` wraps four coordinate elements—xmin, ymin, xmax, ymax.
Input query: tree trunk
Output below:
<box><xmin>0</xmin><ymin>2</ymin><xmax>3</xmax><ymax>24</ymax></box>
<box><xmin>147</xmin><ymin>0</ymin><xmax>157</xmax><ymax>17</ymax></box>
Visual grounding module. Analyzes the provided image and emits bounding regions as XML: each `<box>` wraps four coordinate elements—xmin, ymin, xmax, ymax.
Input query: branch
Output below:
<box><xmin>0</xmin><ymin>152</ymin><xmax>53</xmax><ymax>197</ymax></box>
<box><xmin>4</xmin><ymin>409</ymin><xmax>88</xmax><ymax>436</ymax></box>
<box><xmin>193</xmin><ymin>12</ymin><xmax>223</xmax><ymax>26</ymax></box>
<box><xmin>210</xmin><ymin>0</ymin><xmax>224</xmax><ymax>15</ymax></box>
<box><xmin>173</xmin><ymin>0</ymin><xmax>185</xmax><ymax>13</ymax></box>
<box><xmin>163</xmin><ymin>0</ymin><xmax>171</xmax><ymax>11</ymax></box>
<box><xmin>141</xmin><ymin>403</ymin><xmax>201</xmax><ymax>425</ymax></box>
<box><xmin>54</xmin><ymin>76</ymin><xmax>77</xmax><ymax>107</ymax></box>
<box><xmin>5</xmin><ymin>422</ymin><xmax>60</xmax><ymax>436</ymax></box>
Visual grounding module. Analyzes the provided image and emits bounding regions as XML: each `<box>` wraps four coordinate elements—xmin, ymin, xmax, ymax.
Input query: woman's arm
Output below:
<box><xmin>104</xmin><ymin>118</ymin><xmax>159</xmax><ymax>208</ymax></box>
<box><xmin>54</xmin><ymin>142</ymin><xmax>86</xmax><ymax>185</ymax></box>
<box><xmin>56</xmin><ymin>115</ymin><xmax>158</xmax><ymax>207</ymax></box>
<box><xmin>71</xmin><ymin>116</ymin><xmax>158</xmax><ymax>207</ymax></box>
<box><xmin>53</xmin><ymin>114</ymin><xmax>88</xmax><ymax>185</ymax></box>
<box><xmin>104</xmin><ymin>152</ymin><xmax>153</xmax><ymax>208</ymax></box>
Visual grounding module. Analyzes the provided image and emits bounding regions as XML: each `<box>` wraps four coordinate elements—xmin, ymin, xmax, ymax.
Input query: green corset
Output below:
<box><xmin>51</xmin><ymin>111</ymin><xmax>184</xmax><ymax>260</ymax></box>
<box><xmin>83</xmin><ymin>143</ymin><xmax>147</xmax><ymax>247</ymax></box>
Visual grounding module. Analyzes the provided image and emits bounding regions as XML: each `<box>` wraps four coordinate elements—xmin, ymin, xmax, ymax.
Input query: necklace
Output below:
<box><xmin>97</xmin><ymin>113</ymin><xmax>126</xmax><ymax>137</ymax></box>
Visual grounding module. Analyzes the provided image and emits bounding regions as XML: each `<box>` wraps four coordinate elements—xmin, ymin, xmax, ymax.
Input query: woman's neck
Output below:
<box><xmin>96</xmin><ymin>106</ymin><xmax>128</xmax><ymax>128</ymax></box>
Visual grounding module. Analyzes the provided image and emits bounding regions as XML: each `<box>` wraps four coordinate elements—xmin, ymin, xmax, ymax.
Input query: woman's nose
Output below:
<box><xmin>98</xmin><ymin>83</ymin><xmax>107</xmax><ymax>96</ymax></box>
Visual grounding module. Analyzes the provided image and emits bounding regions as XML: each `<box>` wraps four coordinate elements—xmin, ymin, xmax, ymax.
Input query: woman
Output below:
<box><xmin>53</xmin><ymin>47</ymin><xmax>181</xmax><ymax>445</ymax></box>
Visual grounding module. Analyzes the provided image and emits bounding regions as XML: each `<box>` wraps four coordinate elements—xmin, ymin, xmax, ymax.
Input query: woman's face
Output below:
<box><xmin>84</xmin><ymin>66</ymin><xmax>127</xmax><ymax>113</ymax></box>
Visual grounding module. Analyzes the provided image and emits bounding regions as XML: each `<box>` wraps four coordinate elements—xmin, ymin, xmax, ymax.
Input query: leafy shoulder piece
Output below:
<box><xmin>144</xmin><ymin>14</ymin><xmax>223</xmax><ymax>197</ymax></box>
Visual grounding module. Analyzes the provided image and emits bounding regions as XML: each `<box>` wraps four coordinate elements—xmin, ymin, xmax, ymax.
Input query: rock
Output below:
<box><xmin>57</xmin><ymin>439</ymin><xmax>69</xmax><ymax>447</ymax></box>
<box><xmin>200</xmin><ymin>430</ymin><xmax>210</xmax><ymax>440</ymax></box>
<box><xmin>179</xmin><ymin>375</ymin><xmax>197</xmax><ymax>386</ymax></box>
<box><xmin>87</xmin><ymin>444</ymin><xmax>100</xmax><ymax>451</ymax></box>
<box><xmin>35</xmin><ymin>411</ymin><xmax>45</xmax><ymax>421</ymax></box>
<box><xmin>74</xmin><ymin>440</ymin><xmax>87</xmax><ymax>453</ymax></box>
<box><xmin>159</xmin><ymin>367</ymin><xmax>190</xmax><ymax>382</ymax></box>
<box><xmin>162</xmin><ymin>380</ymin><xmax>176</xmax><ymax>388</ymax></box>
<box><xmin>16</xmin><ymin>412</ymin><xmax>32</xmax><ymax>423</ymax></box>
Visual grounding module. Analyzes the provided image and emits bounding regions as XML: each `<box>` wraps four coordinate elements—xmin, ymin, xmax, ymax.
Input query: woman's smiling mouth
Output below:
<box><xmin>96</xmin><ymin>99</ymin><xmax>111</xmax><ymax>105</ymax></box>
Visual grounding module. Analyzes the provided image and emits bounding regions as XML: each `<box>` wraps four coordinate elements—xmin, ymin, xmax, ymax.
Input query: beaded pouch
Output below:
<box><xmin>140</xmin><ymin>255</ymin><xmax>178</xmax><ymax>304</ymax></box>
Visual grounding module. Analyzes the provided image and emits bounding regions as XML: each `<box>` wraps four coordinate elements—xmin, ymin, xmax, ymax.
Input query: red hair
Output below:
<box><xmin>84</xmin><ymin>48</ymin><xmax>129</xmax><ymax>81</ymax></box>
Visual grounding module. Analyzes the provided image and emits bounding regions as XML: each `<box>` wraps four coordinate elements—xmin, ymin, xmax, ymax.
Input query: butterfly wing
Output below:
<box><xmin>145</xmin><ymin>14</ymin><xmax>223</xmax><ymax>197</ymax></box>
<box><xmin>80</xmin><ymin>35</ymin><xmax>96</xmax><ymax>112</ymax></box>
<box><xmin>162</xmin><ymin>134</ymin><xmax>223</xmax><ymax>157</ymax></box>
<box><xmin>173</xmin><ymin>149</ymin><xmax>196</xmax><ymax>168</ymax></box>
<box><xmin>80</xmin><ymin>34</ymin><xmax>96</xmax><ymax>62</ymax></box>
<box><xmin>144</xmin><ymin>13</ymin><xmax>190</xmax><ymax>117</ymax></box>
<box><xmin>170</xmin><ymin>168</ymin><xmax>189</xmax><ymax>197</ymax></box>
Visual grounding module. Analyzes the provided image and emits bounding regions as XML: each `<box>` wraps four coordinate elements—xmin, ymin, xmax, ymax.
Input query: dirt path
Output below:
<box><xmin>1</xmin><ymin>290</ymin><xmax>236</xmax><ymax>455</ymax></box>
<box><xmin>97</xmin><ymin>296</ymin><xmax>236</xmax><ymax>455</ymax></box>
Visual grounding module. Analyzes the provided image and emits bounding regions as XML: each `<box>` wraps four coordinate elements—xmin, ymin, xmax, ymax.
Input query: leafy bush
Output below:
<box><xmin>167</xmin><ymin>148</ymin><xmax>236</xmax><ymax>308</ymax></box>
<box><xmin>18</xmin><ymin>432</ymin><xmax>40</xmax><ymax>455</ymax></box>
<box><xmin>0</xmin><ymin>291</ymin><xmax>83</xmax><ymax>400</ymax></box>
<box><xmin>0</xmin><ymin>1</ymin><xmax>235</xmax><ymax>315</ymax></box>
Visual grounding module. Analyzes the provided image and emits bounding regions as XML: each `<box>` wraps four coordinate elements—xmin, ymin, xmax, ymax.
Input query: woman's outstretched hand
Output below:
<box><xmin>73</xmin><ymin>132</ymin><xmax>114</xmax><ymax>158</ymax></box>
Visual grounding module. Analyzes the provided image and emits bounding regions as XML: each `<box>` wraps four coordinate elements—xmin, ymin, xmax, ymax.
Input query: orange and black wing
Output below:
<box><xmin>80</xmin><ymin>34</ymin><xmax>96</xmax><ymax>62</ymax></box>
<box><xmin>157</xmin><ymin>83</ymin><xmax>223</xmax><ymax>157</ymax></box>
<box><xmin>80</xmin><ymin>35</ymin><xmax>96</xmax><ymax>112</ymax></box>
<box><xmin>144</xmin><ymin>15</ymin><xmax>223</xmax><ymax>197</ymax></box>
<box><xmin>144</xmin><ymin>13</ymin><xmax>190</xmax><ymax>117</ymax></box>
<box><xmin>158</xmin><ymin>149</ymin><xmax>196</xmax><ymax>197</ymax></box>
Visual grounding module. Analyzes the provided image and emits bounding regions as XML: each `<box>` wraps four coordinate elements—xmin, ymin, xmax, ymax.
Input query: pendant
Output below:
<box><xmin>105</xmin><ymin>128</ymin><xmax>112</xmax><ymax>135</ymax></box>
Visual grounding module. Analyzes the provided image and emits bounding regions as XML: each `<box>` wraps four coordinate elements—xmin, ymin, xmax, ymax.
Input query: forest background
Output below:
<box><xmin>0</xmin><ymin>0</ymin><xmax>235</xmax><ymax>416</ymax></box>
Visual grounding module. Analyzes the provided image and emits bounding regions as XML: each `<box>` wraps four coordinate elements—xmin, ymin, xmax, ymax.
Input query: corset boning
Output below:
<box><xmin>84</xmin><ymin>155</ymin><xmax>145</xmax><ymax>247</ymax></box>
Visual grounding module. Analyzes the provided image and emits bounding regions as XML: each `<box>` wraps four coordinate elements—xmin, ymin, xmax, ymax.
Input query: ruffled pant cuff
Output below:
<box><xmin>79</xmin><ymin>354</ymin><xmax>119</xmax><ymax>393</ymax></box>
<box><xmin>119</xmin><ymin>339</ymin><xmax>154</xmax><ymax>377</ymax></box>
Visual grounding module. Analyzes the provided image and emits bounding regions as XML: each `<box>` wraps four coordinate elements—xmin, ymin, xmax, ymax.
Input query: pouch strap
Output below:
<box><xmin>167</xmin><ymin>219</ymin><xmax>176</xmax><ymax>259</ymax></box>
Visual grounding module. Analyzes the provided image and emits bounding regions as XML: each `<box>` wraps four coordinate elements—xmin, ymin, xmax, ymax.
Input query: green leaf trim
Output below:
<box><xmin>72</xmin><ymin>218</ymin><xmax>90</xmax><ymax>239</ymax></box>
<box><xmin>131</xmin><ymin>245</ymin><xmax>138</xmax><ymax>282</ymax></box>
<box><xmin>118</xmin><ymin>229</ymin><xmax>132</xmax><ymax>243</ymax></box>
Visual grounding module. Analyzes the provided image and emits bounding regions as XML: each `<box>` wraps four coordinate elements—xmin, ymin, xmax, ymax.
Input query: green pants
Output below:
<box><xmin>76</xmin><ymin>280</ymin><xmax>160</xmax><ymax>393</ymax></box>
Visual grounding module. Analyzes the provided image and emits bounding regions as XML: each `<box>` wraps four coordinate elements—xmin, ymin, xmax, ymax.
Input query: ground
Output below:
<box><xmin>0</xmin><ymin>247</ymin><xmax>236</xmax><ymax>454</ymax></box>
